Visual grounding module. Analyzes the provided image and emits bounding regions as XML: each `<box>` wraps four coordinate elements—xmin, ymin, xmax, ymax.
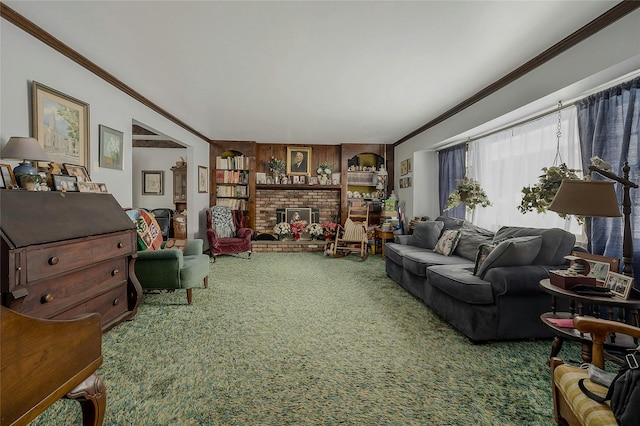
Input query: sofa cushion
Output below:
<box><xmin>477</xmin><ymin>236</ymin><xmax>543</xmax><ymax>278</ymax></box>
<box><xmin>493</xmin><ymin>226</ymin><xmax>576</xmax><ymax>265</ymax></box>
<box><xmin>434</xmin><ymin>229</ymin><xmax>462</xmax><ymax>256</ymax></box>
<box><xmin>436</xmin><ymin>216</ymin><xmax>465</xmax><ymax>231</ymax></box>
<box><xmin>408</xmin><ymin>220</ymin><xmax>444</xmax><ymax>250</ymax></box>
<box><xmin>427</xmin><ymin>264</ymin><xmax>494</xmax><ymax>305</ymax></box>
<box><xmin>384</xmin><ymin>242</ymin><xmax>426</xmax><ymax>266</ymax></box>
<box><xmin>454</xmin><ymin>222</ymin><xmax>495</xmax><ymax>261</ymax></box>
<box><xmin>404</xmin><ymin>251</ymin><xmax>472</xmax><ymax>277</ymax></box>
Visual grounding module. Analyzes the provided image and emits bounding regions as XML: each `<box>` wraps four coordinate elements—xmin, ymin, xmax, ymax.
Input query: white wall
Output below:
<box><xmin>1</xmin><ymin>21</ymin><xmax>211</xmax><ymax>240</ymax></box>
<box><xmin>396</xmin><ymin>9</ymin><xmax>640</xmax><ymax>221</ymax></box>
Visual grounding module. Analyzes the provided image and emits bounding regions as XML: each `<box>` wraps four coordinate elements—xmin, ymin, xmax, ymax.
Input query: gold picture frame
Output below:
<box><xmin>63</xmin><ymin>163</ymin><xmax>91</xmax><ymax>183</ymax></box>
<box><xmin>0</xmin><ymin>164</ymin><xmax>18</xmax><ymax>189</ymax></box>
<box><xmin>32</xmin><ymin>81</ymin><xmax>90</xmax><ymax>172</ymax></box>
<box><xmin>400</xmin><ymin>160</ymin><xmax>409</xmax><ymax>176</ymax></box>
<box><xmin>287</xmin><ymin>147</ymin><xmax>312</xmax><ymax>175</ymax></box>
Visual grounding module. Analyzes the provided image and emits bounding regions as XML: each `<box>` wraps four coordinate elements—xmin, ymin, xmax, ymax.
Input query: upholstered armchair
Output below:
<box><xmin>206</xmin><ymin>206</ymin><xmax>253</xmax><ymax>262</ymax></box>
<box><xmin>134</xmin><ymin>239</ymin><xmax>210</xmax><ymax>304</ymax></box>
<box><xmin>551</xmin><ymin>316</ymin><xmax>640</xmax><ymax>425</ymax></box>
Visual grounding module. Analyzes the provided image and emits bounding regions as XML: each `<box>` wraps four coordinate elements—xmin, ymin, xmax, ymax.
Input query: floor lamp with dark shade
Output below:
<box><xmin>549</xmin><ymin>162</ymin><xmax>638</xmax><ymax>277</ymax></box>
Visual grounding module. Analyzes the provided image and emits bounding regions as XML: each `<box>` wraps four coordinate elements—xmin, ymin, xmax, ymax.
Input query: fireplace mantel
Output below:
<box><xmin>256</xmin><ymin>184</ymin><xmax>341</xmax><ymax>191</ymax></box>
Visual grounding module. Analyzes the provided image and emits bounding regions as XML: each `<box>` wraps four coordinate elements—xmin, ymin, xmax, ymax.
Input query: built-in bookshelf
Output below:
<box><xmin>214</xmin><ymin>153</ymin><xmax>251</xmax><ymax>211</ymax></box>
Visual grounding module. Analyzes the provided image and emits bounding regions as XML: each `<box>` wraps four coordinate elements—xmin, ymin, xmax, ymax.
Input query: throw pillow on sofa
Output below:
<box><xmin>473</xmin><ymin>243</ymin><xmax>497</xmax><ymax>275</ymax></box>
<box><xmin>433</xmin><ymin>229</ymin><xmax>462</xmax><ymax>256</ymax></box>
<box><xmin>409</xmin><ymin>220</ymin><xmax>444</xmax><ymax>249</ymax></box>
<box><xmin>454</xmin><ymin>222</ymin><xmax>495</xmax><ymax>261</ymax></box>
<box><xmin>476</xmin><ymin>236</ymin><xmax>543</xmax><ymax>278</ymax></box>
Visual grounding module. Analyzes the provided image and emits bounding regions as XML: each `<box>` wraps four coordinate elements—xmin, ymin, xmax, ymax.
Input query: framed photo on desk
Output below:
<box><xmin>605</xmin><ymin>271</ymin><xmax>634</xmax><ymax>299</ymax></box>
<box><xmin>571</xmin><ymin>251</ymin><xmax>619</xmax><ymax>285</ymax></box>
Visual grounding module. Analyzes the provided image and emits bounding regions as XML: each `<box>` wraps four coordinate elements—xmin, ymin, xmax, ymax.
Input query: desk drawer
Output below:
<box><xmin>18</xmin><ymin>258</ymin><xmax>128</xmax><ymax>318</ymax></box>
<box><xmin>53</xmin><ymin>284</ymin><xmax>129</xmax><ymax>329</ymax></box>
<box><xmin>25</xmin><ymin>231</ymin><xmax>135</xmax><ymax>282</ymax></box>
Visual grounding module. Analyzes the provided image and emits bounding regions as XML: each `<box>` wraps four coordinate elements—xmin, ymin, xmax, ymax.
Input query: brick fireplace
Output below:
<box><xmin>254</xmin><ymin>188</ymin><xmax>341</xmax><ymax>233</ymax></box>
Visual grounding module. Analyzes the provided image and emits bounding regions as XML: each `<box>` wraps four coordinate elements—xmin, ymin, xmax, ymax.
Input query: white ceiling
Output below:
<box><xmin>4</xmin><ymin>1</ymin><xmax>621</xmax><ymax>145</ymax></box>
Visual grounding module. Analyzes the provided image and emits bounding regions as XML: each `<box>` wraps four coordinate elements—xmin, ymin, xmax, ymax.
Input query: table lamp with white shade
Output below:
<box><xmin>0</xmin><ymin>137</ymin><xmax>52</xmax><ymax>188</ymax></box>
<box><xmin>549</xmin><ymin>161</ymin><xmax>638</xmax><ymax>277</ymax></box>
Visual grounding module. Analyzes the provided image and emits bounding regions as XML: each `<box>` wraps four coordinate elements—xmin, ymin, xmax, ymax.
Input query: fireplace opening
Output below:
<box><xmin>276</xmin><ymin>208</ymin><xmax>320</xmax><ymax>224</ymax></box>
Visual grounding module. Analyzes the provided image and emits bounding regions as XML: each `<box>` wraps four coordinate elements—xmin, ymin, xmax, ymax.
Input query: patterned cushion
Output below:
<box><xmin>433</xmin><ymin>229</ymin><xmax>462</xmax><ymax>256</ymax></box>
<box><xmin>554</xmin><ymin>364</ymin><xmax>616</xmax><ymax>426</ymax></box>
<box><xmin>473</xmin><ymin>243</ymin><xmax>497</xmax><ymax>276</ymax></box>
<box><xmin>125</xmin><ymin>208</ymin><xmax>163</xmax><ymax>251</ymax></box>
<box><xmin>210</xmin><ymin>206</ymin><xmax>236</xmax><ymax>238</ymax></box>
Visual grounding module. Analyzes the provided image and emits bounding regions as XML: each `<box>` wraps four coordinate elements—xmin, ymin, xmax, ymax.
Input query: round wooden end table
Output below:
<box><xmin>539</xmin><ymin>278</ymin><xmax>640</xmax><ymax>365</ymax></box>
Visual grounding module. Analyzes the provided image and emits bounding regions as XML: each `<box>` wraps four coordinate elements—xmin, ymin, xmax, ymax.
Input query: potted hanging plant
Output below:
<box><xmin>445</xmin><ymin>177</ymin><xmax>491</xmax><ymax>211</ymax></box>
<box><xmin>518</xmin><ymin>163</ymin><xmax>582</xmax><ymax>222</ymax></box>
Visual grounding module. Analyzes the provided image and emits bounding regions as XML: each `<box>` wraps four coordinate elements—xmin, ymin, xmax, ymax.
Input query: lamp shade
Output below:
<box><xmin>549</xmin><ymin>179</ymin><xmax>621</xmax><ymax>218</ymax></box>
<box><xmin>1</xmin><ymin>137</ymin><xmax>51</xmax><ymax>162</ymax></box>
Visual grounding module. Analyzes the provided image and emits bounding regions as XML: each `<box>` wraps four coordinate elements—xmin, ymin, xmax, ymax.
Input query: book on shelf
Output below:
<box><xmin>216</xmin><ymin>185</ymin><xmax>248</xmax><ymax>197</ymax></box>
<box><xmin>216</xmin><ymin>155</ymin><xmax>249</xmax><ymax>170</ymax></box>
<box><xmin>215</xmin><ymin>170</ymin><xmax>249</xmax><ymax>184</ymax></box>
<box><xmin>216</xmin><ymin>198</ymin><xmax>248</xmax><ymax>210</ymax></box>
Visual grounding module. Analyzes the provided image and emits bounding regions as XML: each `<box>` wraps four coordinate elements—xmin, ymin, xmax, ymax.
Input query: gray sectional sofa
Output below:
<box><xmin>385</xmin><ymin>216</ymin><xmax>576</xmax><ymax>342</ymax></box>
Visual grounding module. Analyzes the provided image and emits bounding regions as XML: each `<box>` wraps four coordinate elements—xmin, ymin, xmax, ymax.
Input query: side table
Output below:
<box><xmin>539</xmin><ymin>278</ymin><xmax>640</xmax><ymax>364</ymax></box>
<box><xmin>374</xmin><ymin>227</ymin><xmax>395</xmax><ymax>259</ymax></box>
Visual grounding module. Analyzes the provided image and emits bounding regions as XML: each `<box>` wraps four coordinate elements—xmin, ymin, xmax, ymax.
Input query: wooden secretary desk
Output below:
<box><xmin>0</xmin><ymin>190</ymin><xmax>142</xmax><ymax>331</ymax></box>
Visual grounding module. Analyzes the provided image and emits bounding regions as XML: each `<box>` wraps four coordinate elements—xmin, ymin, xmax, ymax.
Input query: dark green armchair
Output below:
<box><xmin>134</xmin><ymin>239</ymin><xmax>210</xmax><ymax>304</ymax></box>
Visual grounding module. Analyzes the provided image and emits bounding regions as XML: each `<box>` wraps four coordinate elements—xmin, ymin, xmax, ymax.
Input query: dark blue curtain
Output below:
<box><xmin>438</xmin><ymin>144</ymin><xmax>466</xmax><ymax>218</ymax></box>
<box><xmin>576</xmin><ymin>77</ymin><xmax>640</xmax><ymax>278</ymax></box>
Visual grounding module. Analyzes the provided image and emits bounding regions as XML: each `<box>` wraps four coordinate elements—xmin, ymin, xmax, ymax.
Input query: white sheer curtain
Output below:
<box><xmin>468</xmin><ymin>106</ymin><xmax>583</xmax><ymax>235</ymax></box>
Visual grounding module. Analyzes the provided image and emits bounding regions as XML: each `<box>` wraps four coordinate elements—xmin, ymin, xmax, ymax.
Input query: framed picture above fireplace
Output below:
<box><xmin>287</xmin><ymin>147</ymin><xmax>312</xmax><ymax>175</ymax></box>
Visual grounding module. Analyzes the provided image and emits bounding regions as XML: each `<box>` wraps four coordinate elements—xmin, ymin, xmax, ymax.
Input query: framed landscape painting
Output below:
<box><xmin>32</xmin><ymin>81</ymin><xmax>90</xmax><ymax>171</ymax></box>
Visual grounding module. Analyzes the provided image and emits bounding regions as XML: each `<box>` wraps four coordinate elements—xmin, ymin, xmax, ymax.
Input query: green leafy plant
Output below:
<box><xmin>445</xmin><ymin>177</ymin><xmax>491</xmax><ymax>211</ymax></box>
<box><xmin>518</xmin><ymin>163</ymin><xmax>582</xmax><ymax>222</ymax></box>
<box><xmin>268</xmin><ymin>157</ymin><xmax>286</xmax><ymax>175</ymax></box>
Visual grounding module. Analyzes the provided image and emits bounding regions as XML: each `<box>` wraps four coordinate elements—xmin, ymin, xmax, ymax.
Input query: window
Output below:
<box><xmin>468</xmin><ymin>106</ymin><xmax>583</xmax><ymax>236</ymax></box>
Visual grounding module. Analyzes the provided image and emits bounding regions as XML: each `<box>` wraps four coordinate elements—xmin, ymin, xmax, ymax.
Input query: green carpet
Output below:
<box><xmin>33</xmin><ymin>252</ymin><xmax>581</xmax><ymax>425</ymax></box>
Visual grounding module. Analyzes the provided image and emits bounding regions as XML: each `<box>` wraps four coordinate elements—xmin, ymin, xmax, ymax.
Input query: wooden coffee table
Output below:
<box><xmin>539</xmin><ymin>278</ymin><xmax>640</xmax><ymax>364</ymax></box>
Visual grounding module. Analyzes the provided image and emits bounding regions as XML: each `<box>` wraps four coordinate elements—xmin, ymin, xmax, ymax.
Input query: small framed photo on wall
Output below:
<box><xmin>198</xmin><ymin>165</ymin><xmax>208</xmax><ymax>193</ymax></box>
<box><xmin>142</xmin><ymin>170</ymin><xmax>164</xmax><ymax>195</ymax></box>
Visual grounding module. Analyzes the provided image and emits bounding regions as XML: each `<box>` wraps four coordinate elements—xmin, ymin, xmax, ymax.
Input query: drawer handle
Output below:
<box><xmin>117</xmin><ymin>242</ymin><xmax>125</xmax><ymax>248</ymax></box>
<box><xmin>41</xmin><ymin>294</ymin><xmax>54</xmax><ymax>304</ymax></box>
<box><xmin>113</xmin><ymin>298</ymin><xmax>120</xmax><ymax>306</ymax></box>
<box><xmin>48</xmin><ymin>256</ymin><xmax>59</xmax><ymax>265</ymax></box>
<box><xmin>111</xmin><ymin>269</ymin><xmax>120</xmax><ymax>276</ymax></box>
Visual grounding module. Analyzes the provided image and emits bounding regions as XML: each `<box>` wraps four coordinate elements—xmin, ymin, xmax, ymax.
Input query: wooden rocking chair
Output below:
<box><xmin>332</xmin><ymin>205</ymin><xmax>369</xmax><ymax>259</ymax></box>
